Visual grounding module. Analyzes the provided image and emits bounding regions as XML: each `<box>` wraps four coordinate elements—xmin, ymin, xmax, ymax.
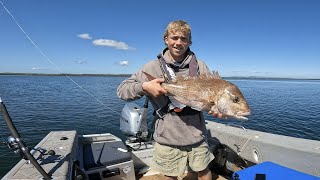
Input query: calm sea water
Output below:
<box><xmin>0</xmin><ymin>75</ymin><xmax>319</xmax><ymax>177</ymax></box>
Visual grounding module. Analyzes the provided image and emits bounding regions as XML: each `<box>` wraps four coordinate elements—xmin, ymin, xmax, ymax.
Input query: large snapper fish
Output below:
<box><xmin>144</xmin><ymin>71</ymin><xmax>251</xmax><ymax>120</ymax></box>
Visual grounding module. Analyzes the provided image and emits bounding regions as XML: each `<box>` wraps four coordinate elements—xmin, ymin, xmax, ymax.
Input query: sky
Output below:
<box><xmin>0</xmin><ymin>0</ymin><xmax>319</xmax><ymax>79</ymax></box>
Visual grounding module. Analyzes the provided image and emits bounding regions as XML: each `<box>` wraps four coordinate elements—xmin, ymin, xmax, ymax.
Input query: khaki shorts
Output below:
<box><xmin>151</xmin><ymin>141</ymin><xmax>214</xmax><ymax>177</ymax></box>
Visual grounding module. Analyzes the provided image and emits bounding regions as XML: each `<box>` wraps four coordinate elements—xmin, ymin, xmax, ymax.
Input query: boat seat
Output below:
<box><xmin>83</xmin><ymin>141</ymin><xmax>132</xmax><ymax>170</ymax></box>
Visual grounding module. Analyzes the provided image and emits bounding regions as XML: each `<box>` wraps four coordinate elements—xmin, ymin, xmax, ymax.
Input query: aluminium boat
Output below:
<box><xmin>1</xmin><ymin>99</ymin><xmax>320</xmax><ymax>179</ymax></box>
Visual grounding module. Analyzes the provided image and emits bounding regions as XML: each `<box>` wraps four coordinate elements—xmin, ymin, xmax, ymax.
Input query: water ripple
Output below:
<box><xmin>1</xmin><ymin>76</ymin><xmax>320</xmax><ymax>177</ymax></box>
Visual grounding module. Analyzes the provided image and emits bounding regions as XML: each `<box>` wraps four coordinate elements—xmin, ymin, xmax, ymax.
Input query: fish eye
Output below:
<box><xmin>233</xmin><ymin>97</ymin><xmax>240</xmax><ymax>103</ymax></box>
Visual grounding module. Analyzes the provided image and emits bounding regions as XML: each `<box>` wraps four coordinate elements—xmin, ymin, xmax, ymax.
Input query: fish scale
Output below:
<box><xmin>162</xmin><ymin>75</ymin><xmax>251</xmax><ymax>120</ymax></box>
<box><xmin>143</xmin><ymin>72</ymin><xmax>251</xmax><ymax>120</ymax></box>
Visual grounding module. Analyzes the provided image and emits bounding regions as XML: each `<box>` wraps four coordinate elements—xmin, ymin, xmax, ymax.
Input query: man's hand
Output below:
<box><xmin>142</xmin><ymin>78</ymin><xmax>167</xmax><ymax>97</ymax></box>
<box><xmin>208</xmin><ymin>111</ymin><xmax>226</xmax><ymax>119</ymax></box>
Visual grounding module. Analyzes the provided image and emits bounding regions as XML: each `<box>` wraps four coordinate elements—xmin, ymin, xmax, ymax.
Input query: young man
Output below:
<box><xmin>117</xmin><ymin>20</ymin><xmax>220</xmax><ymax>180</ymax></box>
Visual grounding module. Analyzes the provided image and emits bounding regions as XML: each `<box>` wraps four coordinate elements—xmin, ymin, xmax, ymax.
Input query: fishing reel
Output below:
<box><xmin>1</xmin><ymin>97</ymin><xmax>52</xmax><ymax>179</ymax></box>
<box><xmin>3</xmin><ymin>136</ymin><xmax>56</xmax><ymax>159</ymax></box>
<box><xmin>3</xmin><ymin>136</ymin><xmax>27</xmax><ymax>160</ymax></box>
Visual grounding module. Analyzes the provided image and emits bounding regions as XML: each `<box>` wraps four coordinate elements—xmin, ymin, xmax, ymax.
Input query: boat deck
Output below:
<box><xmin>3</xmin><ymin>125</ymin><xmax>320</xmax><ymax>179</ymax></box>
<box><xmin>139</xmin><ymin>169</ymin><xmax>227</xmax><ymax>180</ymax></box>
<box><xmin>2</xmin><ymin>131</ymin><xmax>78</xmax><ymax>180</ymax></box>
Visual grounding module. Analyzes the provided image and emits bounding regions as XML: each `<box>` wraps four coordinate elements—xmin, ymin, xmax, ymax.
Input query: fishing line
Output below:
<box><xmin>0</xmin><ymin>1</ymin><xmax>231</xmax><ymax>137</ymax></box>
<box><xmin>1</xmin><ymin>2</ymin><xmax>239</xmax><ymax>174</ymax></box>
<box><xmin>0</xmin><ymin>1</ymin><xmax>156</xmax><ymax>133</ymax></box>
<box><xmin>0</xmin><ymin>1</ymin><xmax>115</xmax><ymax>112</ymax></box>
<box><xmin>0</xmin><ymin>133</ymin><xmax>6</xmax><ymax>148</ymax></box>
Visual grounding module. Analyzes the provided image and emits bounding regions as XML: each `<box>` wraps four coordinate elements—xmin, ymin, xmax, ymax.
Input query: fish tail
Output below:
<box><xmin>142</xmin><ymin>71</ymin><xmax>156</xmax><ymax>81</ymax></box>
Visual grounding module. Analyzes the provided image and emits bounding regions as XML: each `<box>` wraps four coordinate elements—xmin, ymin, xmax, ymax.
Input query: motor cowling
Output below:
<box><xmin>120</xmin><ymin>102</ymin><xmax>148</xmax><ymax>139</ymax></box>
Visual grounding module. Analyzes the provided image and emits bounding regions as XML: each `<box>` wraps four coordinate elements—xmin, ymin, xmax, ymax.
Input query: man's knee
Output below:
<box><xmin>164</xmin><ymin>175</ymin><xmax>178</xmax><ymax>180</ymax></box>
<box><xmin>197</xmin><ymin>167</ymin><xmax>211</xmax><ymax>177</ymax></box>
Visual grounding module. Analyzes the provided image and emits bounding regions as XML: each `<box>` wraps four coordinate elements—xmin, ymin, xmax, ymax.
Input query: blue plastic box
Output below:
<box><xmin>232</xmin><ymin>161</ymin><xmax>319</xmax><ymax>180</ymax></box>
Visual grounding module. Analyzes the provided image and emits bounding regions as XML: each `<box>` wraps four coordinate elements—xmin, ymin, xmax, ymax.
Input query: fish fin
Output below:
<box><xmin>171</xmin><ymin>97</ymin><xmax>206</xmax><ymax>111</ymax></box>
<box><xmin>165</xmin><ymin>64</ymin><xmax>177</xmax><ymax>83</ymax></box>
<box><xmin>192</xmin><ymin>99</ymin><xmax>214</xmax><ymax>111</ymax></box>
<box><xmin>211</xmin><ymin>70</ymin><xmax>221</xmax><ymax>79</ymax></box>
<box><xmin>190</xmin><ymin>106</ymin><xmax>203</xmax><ymax>111</ymax></box>
<box><xmin>174</xmin><ymin>75</ymin><xmax>189</xmax><ymax>82</ymax></box>
<box><xmin>178</xmin><ymin>98</ymin><xmax>212</xmax><ymax>112</ymax></box>
<box><xmin>227</xmin><ymin>115</ymin><xmax>248</xmax><ymax>121</ymax></box>
<box><xmin>170</xmin><ymin>71</ymin><xmax>221</xmax><ymax>82</ymax></box>
<box><xmin>236</xmin><ymin>116</ymin><xmax>248</xmax><ymax>120</ymax></box>
<box><xmin>168</xmin><ymin>96</ymin><xmax>187</xmax><ymax>109</ymax></box>
<box><xmin>142</xmin><ymin>71</ymin><xmax>156</xmax><ymax>81</ymax></box>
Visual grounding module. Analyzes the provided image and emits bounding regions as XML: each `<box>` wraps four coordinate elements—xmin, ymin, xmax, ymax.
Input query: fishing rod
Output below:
<box><xmin>0</xmin><ymin>97</ymin><xmax>51</xmax><ymax>180</ymax></box>
<box><xmin>1</xmin><ymin>1</ymin><xmax>167</xmax><ymax>140</ymax></box>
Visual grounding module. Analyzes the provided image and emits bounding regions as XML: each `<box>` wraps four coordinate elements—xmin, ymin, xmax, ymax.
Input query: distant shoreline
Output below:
<box><xmin>0</xmin><ymin>72</ymin><xmax>319</xmax><ymax>80</ymax></box>
<box><xmin>0</xmin><ymin>72</ymin><xmax>131</xmax><ymax>77</ymax></box>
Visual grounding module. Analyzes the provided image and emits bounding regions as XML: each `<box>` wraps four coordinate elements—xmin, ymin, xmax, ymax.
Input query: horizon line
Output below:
<box><xmin>1</xmin><ymin>72</ymin><xmax>319</xmax><ymax>80</ymax></box>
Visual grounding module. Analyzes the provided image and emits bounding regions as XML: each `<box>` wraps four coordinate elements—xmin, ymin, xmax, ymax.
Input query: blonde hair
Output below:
<box><xmin>163</xmin><ymin>20</ymin><xmax>192</xmax><ymax>41</ymax></box>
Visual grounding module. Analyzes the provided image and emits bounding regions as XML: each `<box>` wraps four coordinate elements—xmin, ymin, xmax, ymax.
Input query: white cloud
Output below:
<box><xmin>78</xmin><ymin>33</ymin><xmax>92</xmax><ymax>40</ymax></box>
<box><xmin>74</xmin><ymin>60</ymin><xmax>87</xmax><ymax>64</ymax></box>
<box><xmin>92</xmin><ymin>39</ymin><xmax>135</xmax><ymax>50</ymax></box>
<box><xmin>119</xmin><ymin>61</ymin><xmax>129</xmax><ymax>66</ymax></box>
<box><xmin>32</xmin><ymin>67</ymin><xmax>50</xmax><ymax>70</ymax></box>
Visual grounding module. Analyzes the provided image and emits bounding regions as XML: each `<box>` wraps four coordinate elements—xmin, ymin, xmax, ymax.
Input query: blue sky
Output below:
<box><xmin>0</xmin><ymin>0</ymin><xmax>319</xmax><ymax>78</ymax></box>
